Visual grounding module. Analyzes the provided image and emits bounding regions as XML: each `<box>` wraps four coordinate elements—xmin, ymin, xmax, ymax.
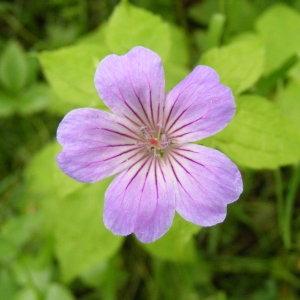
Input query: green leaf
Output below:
<box><xmin>164</xmin><ymin>63</ymin><xmax>189</xmax><ymax>92</ymax></box>
<box><xmin>0</xmin><ymin>91</ymin><xmax>16</xmax><ymax>117</ymax></box>
<box><xmin>204</xmin><ymin>95</ymin><xmax>300</xmax><ymax>169</ymax></box>
<box><xmin>81</xmin><ymin>259</ymin><xmax>126</xmax><ymax>290</ymax></box>
<box><xmin>14</xmin><ymin>288</ymin><xmax>39</xmax><ymax>300</ymax></box>
<box><xmin>200</xmin><ymin>35</ymin><xmax>265</xmax><ymax>95</ymax></box>
<box><xmin>166</xmin><ymin>25</ymin><xmax>189</xmax><ymax>66</ymax></box>
<box><xmin>0</xmin><ymin>235</ymin><xmax>18</xmax><ymax>263</ymax></box>
<box><xmin>142</xmin><ymin>214</ymin><xmax>199</xmax><ymax>262</ymax></box>
<box><xmin>256</xmin><ymin>4</ymin><xmax>300</xmax><ymax>75</ymax></box>
<box><xmin>0</xmin><ymin>83</ymin><xmax>52</xmax><ymax>117</ymax></box>
<box><xmin>276</xmin><ymin>80</ymin><xmax>300</xmax><ymax>130</ymax></box>
<box><xmin>18</xmin><ymin>84</ymin><xmax>52</xmax><ymax>115</ymax></box>
<box><xmin>54</xmin><ymin>182</ymin><xmax>123</xmax><ymax>282</ymax></box>
<box><xmin>78</xmin><ymin>23</ymin><xmax>108</xmax><ymax>46</ymax></box>
<box><xmin>161</xmin><ymin>25</ymin><xmax>190</xmax><ymax>91</ymax></box>
<box><xmin>38</xmin><ymin>44</ymin><xmax>110</xmax><ymax>111</ymax></box>
<box><xmin>0</xmin><ymin>270</ymin><xmax>17</xmax><ymax>300</ymax></box>
<box><xmin>256</xmin><ymin>54</ymin><xmax>298</xmax><ymax>96</ymax></box>
<box><xmin>0</xmin><ymin>40</ymin><xmax>28</xmax><ymax>92</ymax></box>
<box><xmin>25</xmin><ymin>142</ymin><xmax>123</xmax><ymax>282</ymax></box>
<box><xmin>26</xmin><ymin>52</ymin><xmax>40</xmax><ymax>86</ymax></box>
<box><xmin>288</xmin><ymin>60</ymin><xmax>300</xmax><ymax>83</ymax></box>
<box><xmin>12</xmin><ymin>255</ymin><xmax>52</xmax><ymax>292</ymax></box>
<box><xmin>1</xmin><ymin>214</ymin><xmax>43</xmax><ymax>249</ymax></box>
<box><xmin>45</xmin><ymin>284</ymin><xmax>75</xmax><ymax>300</ymax></box>
<box><xmin>105</xmin><ymin>1</ymin><xmax>171</xmax><ymax>60</ymax></box>
<box><xmin>25</xmin><ymin>142</ymin><xmax>83</xmax><ymax>204</ymax></box>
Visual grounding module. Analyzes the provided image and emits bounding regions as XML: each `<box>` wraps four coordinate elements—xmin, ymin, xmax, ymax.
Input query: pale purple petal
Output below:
<box><xmin>94</xmin><ymin>46</ymin><xmax>165</xmax><ymax>129</ymax></box>
<box><xmin>168</xmin><ymin>144</ymin><xmax>242</xmax><ymax>226</ymax></box>
<box><xmin>164</xmin><ymin>66</ymin><xmax>235</xmax><ymax>143</ymax></box>
<box><xmin>103</xmin><ymin>156</ymin><xmax>176</xmax><ymax>243</ymax></box>
<box><xmin>57</xmin><ymin>108</ymin><xmax>144</xmax><ymax>183</ymax></box>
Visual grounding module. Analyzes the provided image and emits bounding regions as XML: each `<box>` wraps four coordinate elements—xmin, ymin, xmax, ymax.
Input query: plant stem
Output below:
<box><xmin>275</xmin><ymin>164</ymin><xmax>300</xmax><ymax>249</ymax></box>
<box><xmin>175</xmin><ymin>0</ymin><xmax>194</xmax><ymax>68</ymax></box>
<box><xmin>275</xmin><ymin>168</ymin><xmax>284</xmax><ymax>244</ymax></box>
<box><xmin>283</xmin><ymin>163</ymin><xmax>300</xmax><ymax>249</ymax></box>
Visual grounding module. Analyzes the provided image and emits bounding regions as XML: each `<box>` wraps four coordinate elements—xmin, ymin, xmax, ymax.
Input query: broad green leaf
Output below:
<box><xmin>18</xmin><ymin>84</ymin><xmax>52</xmax><ymax>115</ymax></box>
<box><xmin>164</xmin><ymin>25</ymin><xmax>190</xmax><ymax>91</ymax></box>
<box><xmin>204</xmin><ymin>95</ymin><xmax>300</xmax><ymax>169</ymax></box>
<box><xmin>289</xmin><ymin>60</ymin><xmax>300</xmax><ymax>83</ymax></box>
<box><xmin>1</xmin><ymin>214</ymin><xmax>43</xmax><ymax>249</ymax></box>
<box><xmin>14</xmin><ymin>288</ymin><xmax>39</xmax><ymax>300</ymax></box>
<box><xmin>105</xmin><ymin>1</ymin><xmax>171</xmax><ymax>60</ymax></box>
<box><xmin>0</xmin><ymin>84</ymin><xmax>52</xmax><ymax>117</ymax></box>
<box><xmin>25</xmin><ymin>142</ymin><xmax>123</xmax><ymax>282</ymax></box>
<box><xmin>276</xmin><ymin>80</ymin><xmax>300</xmax><ymax>130</ymax></box>
<box><xmin>200</xmin><ymin>35</ymin><xmax>265</xmax><ymax>95</ymax></box>
<box><xmin>81</xmin><ymin>259</ymin><xmax>126</xmax><ymax>289</ymax></box>
<box><xmin>38</xmin><ymin>44</ymin><xmax>110</xmax><ymax>112</ymax></box>
<box><xmin>12</xmin><ymin>255</ymin><xmax>52</xmax><ymax>292</ymax></box>
<box><xmin>26</xmin><ymin>52</ymin><xmax>40</xmax><ymax>86</ymax></box>
<box><xmin>0</xmin><ymin>91</ymin><xmax>16</xmax><ymax>117</ymax></box>
<box><xmin>166</xmin><ymin>25</ymin><xmax>189</xmax><ymax>66</ymax></box>
<box><xmin>142</xmin><ymin>214</ymin><xmax>199</xmax><ymax>262</ymax></box>
<box><xmin>163</xmin><ymin>25</ymin><xmax>189</xmax><ymax>91</ymax></box>
<box><xmin>255</xmin><ymin>53</ymin><xmax>298</xmax><ymax>96</ymax></box>
<box><xmin>54</xmin><ymin>182</ymin><xmax>122</xmax><ymax>282</ymax></box>
<box><xmin>25</xmin><ymin>142</ymin><xmax>83</xmax><ymax>204</ymax></box>
<box><xmin>45</xmin><ymin>284</ymin><xmax>75</xmax><ymax>300</ymax></box>
<box><xmin>0</xmin><ymin>40</ymin><xmax>28</xmax><ymax>91</ymax></box>
<box><xmin>78</xmin><ymin>23</ymin><xmax>107</xmax><ymax>46</ymax></box>
<box><xmin>256</xmin><ymin>4</ymin><xmax>300</xmax><ymax>75</ymax></box>
<box><xmin>0</xmin><ymin>270</ymin><xmax>17</xmax><ymax>300</ymax></box>
<box><xmin>0</xmin><ymin>235</ymin><xmax>18</xmax><ymax>263</ymax></box>
<box><xmin>47</xmin><ymin>93</ymin><xmax>76</xmax><ymax>115</ymax></box>
<box><xmin>81</xmin><ymin>259</ymin><xmax>127</xmax><ymax>299</ymax></box>
<box><xmin>164</xmin><ymin>63</ymin><xmax>189</xmax><ymax>91</ymax></box>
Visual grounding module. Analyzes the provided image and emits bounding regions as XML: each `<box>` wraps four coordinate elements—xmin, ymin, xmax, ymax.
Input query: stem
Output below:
<box><xmin>275</xmin><ymin>164</ymin><xmax>300</xmax><ymax>249</ymax></box>
<box><xmin>207</xmin><ymin>226</ymin><xmax>220</xmax><ymax>255</ymax></box>
<box><xmin>274</xmin><ymin>168</ymin><xmax>285</xmax><ymax>243</ymax></box>
<box><xmin>206</xmin><ymin>13</ymin><xmax>225</xmax><ymax>49</ymax></box>
<box><xmin>283</xmin><ymin>163</ymin><xmax>300</xmax><ymax>249</ymax></box>
<box><xmin>175</xmin><ymin>0</ymin><xmax>194</xmax><ymax>68</ymax></box>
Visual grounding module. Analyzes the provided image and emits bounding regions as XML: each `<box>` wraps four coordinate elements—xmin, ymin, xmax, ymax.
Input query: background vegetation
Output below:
<box><xmin>1</xmin><ymin>0</ymin><xmax>300</xmax><ymax>299</ymax></box>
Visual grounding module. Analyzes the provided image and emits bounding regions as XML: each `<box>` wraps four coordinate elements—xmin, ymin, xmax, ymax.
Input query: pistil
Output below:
<box><xmin>139</xmin><ymin>125</ymin><xmax>171</xmax><ymax>157</ymax></box>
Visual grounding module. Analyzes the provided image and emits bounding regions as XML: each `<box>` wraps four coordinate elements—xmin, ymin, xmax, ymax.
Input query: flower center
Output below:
<box><xmin>149</xmin><ymin>137</ymin><xmax>159</xmax><ymax>147</ymax></box>
<box><xmin>139</xmin><ymin>125</ymin><xmax>171</xmax><ymax>157</ymax></box>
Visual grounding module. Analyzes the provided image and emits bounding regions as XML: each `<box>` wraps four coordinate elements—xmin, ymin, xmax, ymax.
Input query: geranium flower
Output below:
<box><xmin>57</xmin><ymin>46</ymin><xmax>243</xmax><ymax>243</ymax></box>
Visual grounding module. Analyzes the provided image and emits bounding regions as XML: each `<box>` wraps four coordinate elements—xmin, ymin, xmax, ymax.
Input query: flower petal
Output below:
<box><xmin>94</xmin><ymin>46</ymin><xmax>165</xmax><ymax>130</ymax></box>
<box><xmin>57</xmin><ymin>108</ymin><xmax>144</xmax><ymax>183</ymax></box>
<box><xmin>168</xmin><ymin>144</ymin><xmax>242</xmax><ymax>226</ymax></box>
<box><xmin>164</xmin><ymin>66</ymin><xmax>235</xmax><ymax>143</ymax></box>
<box><xmin>103</xmin><ymin>156</ymin><xmax>176</xmax><ymax>243</ymax></box>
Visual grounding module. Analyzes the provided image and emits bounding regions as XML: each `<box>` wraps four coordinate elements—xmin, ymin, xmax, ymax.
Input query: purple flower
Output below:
<box><xmin>57</xmin><ymin>46</ymin><xmax>243</xmax><ymax>243</ymax></box>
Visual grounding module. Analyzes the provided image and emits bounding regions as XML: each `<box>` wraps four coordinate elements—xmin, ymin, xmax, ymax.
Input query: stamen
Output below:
<box><xmin>138</xmin><ymin>125</ymin><xmax>171</xmax><ymax>157</ymax></box>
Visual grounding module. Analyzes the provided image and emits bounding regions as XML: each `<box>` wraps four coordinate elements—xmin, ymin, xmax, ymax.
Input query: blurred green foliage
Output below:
<box><xmin>1</xmin><ymin>0</ymin><xmax>300</xmax><ymax>299</ymax></box>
